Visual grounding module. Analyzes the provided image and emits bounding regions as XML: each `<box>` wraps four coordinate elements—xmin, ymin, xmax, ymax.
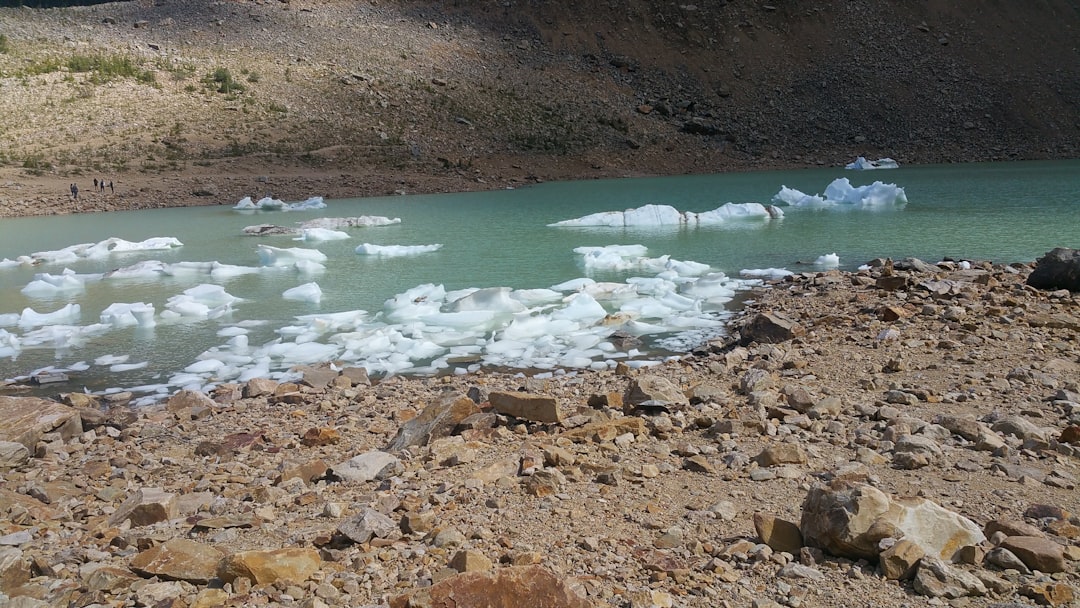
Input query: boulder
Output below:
<box><xmin>390</xmin><ymin>565</ymin><xmax>593</xmax><ymax>608</ymax></box>
<box><xmin>0</xmin><ymin>396</ymin><xmax>82</xmax><ymax>451</ymax></box>
<box><xmin>107</xmin><ymin>488</ymin><xmax>178</xmax><ymax>527</ymax></box>
<box><xmin>217</xmin><ymin>548</ymin><xmax>321</xmax><ymax>585</ymax></box>
<box><xmin>880</xmin><ymin>539</ymin><xmax>924</xmax><ymax>580</ymax></box>
<box><xmin>999</xmin><ymin>536</ymin><xmax>1067</xmax><ymax>573</ymax></box>
<box><xmin>799</xmin><ymin>481</ymin><xmax>984</xmax><ymax>562</ymax></box>
<box><xmin>130</xmin><ymin>539</ymin><xmax>224</xmax><ymax>584</ymax></box>
<box><xmin>0</xmin><ymin>547</ymin><xmax>30</xmax><ymax>594</ymax></box>
<box><xmin>623</xmin><ymin>376</ymin><xmax>687</xmax><ymax>409</ymax></box>
<box><xmin>1027</xmin><ymin>248</ymin><xmax>1080</xmax><ymax>291</ymax></box>
<box><xmin>0</xmin><ymin>442</ymin><xmax>29</xmax><ymax>469</ymax></box>
<box><xmin>756</xmin><ymin>443</ymin><xmax>807</xmax><ymax>467</ymax></box>
<box><xmin>386</xmin><ymin>393</ymin><xmax>479</xmax><ymax>451</ymax></box>
<box><xmin>165</xmin><ymin>389</ymin><xmax>216</xmax><ymax>415</ymax></box>
<box><xmin>912</xmin><ymin>556</ymin><xmax>987</xmax><ymax>598</ymax></box>
<box><xmin>331</xmin><ymin>451</ymin><xmax>402</xmax><ymax>483</ymax></box>
<box><xmin>740</xmin><ymin>312</ymin><xmax>805</xmax><ymax>345</ymax></box>
<box><xmin>489</xmin><ymin>391</ymin><xmax>561</xmax><ymax>423</ymax></box>
<box><xmin>338</xmin><ymin>508</ymin><xmax>398</xmax><ymax>544</ymax></box>
<box><xmin>753</xmin><ymin>513</ymin><xmax>803</xmax><ymax>554</ymax></box>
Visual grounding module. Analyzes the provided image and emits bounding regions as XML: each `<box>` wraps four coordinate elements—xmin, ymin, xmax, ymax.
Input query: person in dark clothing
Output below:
<box><xmin>109</xmin><ymin>181</ymin><xmax>114</xmax><ymax>193</ymax></box>
<box><xmin>93</xmin><ymin>178</ymin><xmax>98</xmax><ymax>189</ymax></box>
<box><xmin>70</xmin><ymin>183</ymin><xmax>78</xmax><ymax>200</ymax></box>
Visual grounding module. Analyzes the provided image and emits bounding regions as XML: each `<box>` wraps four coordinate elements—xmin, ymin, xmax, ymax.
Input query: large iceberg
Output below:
<box><xmin>773</xmin><ymin>177</ymin><xmax>907</xmax><ymax>208</ymax></box>
<box><xmin>549</xmin><ymin>202</ymin><xmax>781</xmax><ymax>227</ymax></box>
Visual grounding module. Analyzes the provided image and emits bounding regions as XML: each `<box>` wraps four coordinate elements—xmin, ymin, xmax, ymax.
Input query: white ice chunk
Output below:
<box><xmin>552</xmin><ymin>202</ymin><xmax>781</xmax><ymax>227</ymax></box>
<box><xmin>111</xmin><ymin>361</ymin><xmax>149</xmax><ymax>372</ymax></box>
<box><xmin>740</xmin><ymin>268</ymin><xmax>794</xmax><ymax>279</ymax></box>
<box><xmin>19</xmin><ymin>303</ymin><xmax>81</xmax><ymax>328</ymax></box>
<box><xmin>297</xmin><ymin>227</ymin><xmax>349</xmax><ymax>242</ymax></box>
<box><xmin>445</xmin><ymin>287</ymin><xmax>526</xmax><ymax>314</ymax></box>
<box><xmin>285</xmin><ymin>196</ymin><xmax>326</xmax><ymax>211</ymax></box>
<box><xmin>773</xmin><ymin>178</ymin><xmax>907</xmax><ymax>208</ymax></box>
<box><xmin>0</xmin><ymin>329</ymin><xmax>20</xmax><ymax>357</ymax></box>
<box><xmin>100</xmin><ymin>302</ymin><xmax>156</xmax><ymax>327</ymax></box>
<box><xmin>814</xmin><ymin>253</ymin><xmax>840</xmax><ymax>267</ymax></box>
<box><xmin>551</xmin><ymin>293</ymin><xmax>608</xmax><ymax>323</ymax></box>
<box><xmin>283</xmin><ymin>282</ymin><xmax>323</xmax><ymax>303</ymax></box>
<box><xmin>551</xmin><ymin>277</ymin><xmax>596</xmax><ymax>292</ymax></box>
<box><xmin>257</xmin><ymin>244</ymin><xmax>328</xmax><ymax>267</ymax></box>
<box><xmin>845</xmin><ymin>156</ymin><xmax>899</xmax><ymax>170</ymax></box>
<box><xmin>301</xmin><ymin>216</ymin><xmax>402</xmax><ymax>229</ymax></box>
<box><xmin>355</xmin><ymin>243</ymin><xmax>442</xmax><ymax>256</ymax></box>
<box><xmin>21</xmin><ymin>269</ymin><xmax>100</xmax><ymax>295</ymax></box>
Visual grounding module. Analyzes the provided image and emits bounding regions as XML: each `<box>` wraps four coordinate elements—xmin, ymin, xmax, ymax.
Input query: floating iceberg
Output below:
<box><xmin>302</xmin><ymin>216</ymin><xmax>401</xmax><ymax>229</ymax></box>
<box><xmin>356</xmin><ymin>243</ymin><xmax>443</xmax><ymax>256</ymax></box>
<box><xmin>772</xmin><ymin>178</ymin><xmax>907</xmax><ymax>208</ymax></box>
<box><xmin>846</xmin><ymin>156</ymin><xmax>899</xmax><ymax>170</ymax></box>
<box><xmin>297</xmin><ymin>228</ymin><xmax>349</xmax><ymax>242</ymax></box>
<box><xmin>161</xmin><ymin>284</ymin><xmax>241</xmax><ymax>321</ymax></box>
<box><xmin>549</xmin><ymin>202</ymin><xmax>781</xmax><ymax>227</ymax></box>
<box><xmin>256</xmin><ymin>245</ymin><xmax>329</xmax><ymax>267</ymax></box>
<box><xmin>234</xmin><ymin>196</ymin><xmax>326</xmax><ymax>211</ymax></box>
<box><xmin>21</xmin><ymin>269</ymin><xmax>103</xmax><ymax>296</ymax></box>
<box><xmin>13</xmin><ymin>237</ymin><xmax>183</xmax><ymax>267</ymax></box>
<box><xmin>100</xmin><ymin>302</ymin><xmax>156</xmax><ymax>328</ymax></box>
<box><xmin>283</xmin><ymin>282</ymin><xmax>323</xmax><ymax>303</ymax></box>
<box><xmin>814</xmin><ymin>253</ymin><xmax>840</xmax><ymax>267</ymax></box>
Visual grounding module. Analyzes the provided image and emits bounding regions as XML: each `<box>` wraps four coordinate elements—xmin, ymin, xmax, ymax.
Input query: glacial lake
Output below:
<box><xmin>1</xmin><ymin>159</ymin><xmax>1077</xmax><ymax>403</ymax></box>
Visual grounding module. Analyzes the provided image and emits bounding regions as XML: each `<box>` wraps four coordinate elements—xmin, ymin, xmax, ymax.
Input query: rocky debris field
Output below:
<box><xmin>1</xmin><ymin>255</ymin><xmax>1079</xmax><ymax>608</ymax></box>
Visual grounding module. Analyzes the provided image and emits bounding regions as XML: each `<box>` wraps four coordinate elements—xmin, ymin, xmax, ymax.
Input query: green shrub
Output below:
<box><xmin>206</xmin><ymin>67</ymin><xmax>244</xmax><ymax>94</ymax></box>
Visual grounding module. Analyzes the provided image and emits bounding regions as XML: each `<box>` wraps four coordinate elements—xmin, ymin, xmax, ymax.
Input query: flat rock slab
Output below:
<box><xmin>0</xmin><ymin>396</ymin><xmax>82</xmax><ymax>450</ymax></box>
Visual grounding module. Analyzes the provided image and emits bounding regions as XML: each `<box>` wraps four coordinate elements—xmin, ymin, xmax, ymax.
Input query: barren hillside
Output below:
<box><xmin>0</xmin><ymin>0</ymin><xmax>1077</xmax><ymax>215</ymax></box>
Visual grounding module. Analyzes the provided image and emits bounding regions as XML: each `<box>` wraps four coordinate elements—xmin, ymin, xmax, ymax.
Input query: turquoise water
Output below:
<box><xmin>0</xmin><ymin>159</ymin><xmax>1077</xmax><ymax>397</ymax></box>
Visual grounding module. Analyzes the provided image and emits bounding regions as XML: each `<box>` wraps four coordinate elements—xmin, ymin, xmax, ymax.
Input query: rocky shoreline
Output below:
<box><xmin>1</xmin><ymin>257</ymin><xmax>1078</xmax><ymax>608</ymax></box>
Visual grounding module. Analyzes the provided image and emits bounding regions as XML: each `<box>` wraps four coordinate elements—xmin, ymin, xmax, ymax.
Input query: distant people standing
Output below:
<box><xmin>70</xmin><ymin>183</ymin><xmax>78</xmax><ymax>200</ymax></box>
<box><xmin>99</xmin><ymin>179</ymin><xmax>105</xmax><ymax>193</ymax></box>
<box><xmin>108</xmin><ymin>180</ymin><xmax>114</xmax><ymax>194</ymax></box>
<box><xmin>93</xmin><ymin>178</ymin><xmax>98</xmax><ymax>189</ymax></box>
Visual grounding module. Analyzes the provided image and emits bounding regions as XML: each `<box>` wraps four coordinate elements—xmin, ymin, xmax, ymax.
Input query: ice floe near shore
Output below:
<box><xmin>549</xmin><ymin>202</ymin><xmax>782</xmax><ymax>227</ymax></box>
<box><xmin>242</xmin><ymin>216</ymin><xmax>402</xmax><ymax>237</ymax></box>
<box><xmin>0</xmin><ymin>242</ymin><xmax>767</xmax><ymax>402</ymax></box>
<box><xmin>773</xmin><ymin>177</ymin><xmax>907</xmax><ymax>208</ymax></box>
<box><xmin>846</xmin><ymin>156</ymin><xmax>899</xmax><ymax>170</ymax></box>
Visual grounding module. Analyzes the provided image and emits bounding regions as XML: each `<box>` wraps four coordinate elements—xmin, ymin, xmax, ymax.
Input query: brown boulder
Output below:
<box><xmin>1000</xmin><ymin>536</ymin><xmax>1067</xmax><ymax>573</ymax></box>
<box><xmin>130</xmin><ymin>538</ymin><xmax>224</xmax><ymax>584</ymax></box>
<box><xmin>386</xmin><ymin>393</ymin><xmax>480</xmax><ymax>451</ymax></box>
<box><xmin>217</xmin><ymin>547</ymin><xmax>321</xmax><ymax>585</ymax></box>
<box><xmin>489</xmin><ymin>391</ymin><xmax>561</xmax><ymax>423</ymax></box>
<box><xmin>391</xmin><ymin>565</ymin><xmax>593</xmax><ymax>608</ymax></box>
<box><xmin>0</xmin><ymin>396</ymin><xmax>82</xmax><ymax>451</ymax></box>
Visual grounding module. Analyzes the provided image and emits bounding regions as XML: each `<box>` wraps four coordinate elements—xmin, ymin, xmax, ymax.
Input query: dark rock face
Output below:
<box><xmin>1027</xmin><ymin>248</ymin><xmax>1080</xmax><ymax>291</ymax></box>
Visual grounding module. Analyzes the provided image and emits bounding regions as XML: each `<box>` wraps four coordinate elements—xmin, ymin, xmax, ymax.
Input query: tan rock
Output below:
<box><xmin>489</xmin><ymin>391</ymin><xmax>561</xmax><ymax>423</ymax></box>
<box><xmin>84</xmin><ymin>565</ymin><xmax>141</xmax><ymax>592</ymax></box>
<box><xmin>756</xmin><ymin>443</ymin><xmax>807</xmax><ymax>467</ymax></box>
<box><xmin>1000</xmin><ymin>536</ymin><xmax>1067</xmax><ymax>573</ymax></box>
<box><xmin>880</xmin><ymin>539</ymin><xmax>925</xmax><ymax>580</ymax></box>
<box><xmin>800</xmin><ymin>480</ymin><xmax>985</xmax><ymax>562</ymax></box>
<box><xmin>192</xmin><ymin>588</ymin><xmax>231</xmax><ymax>608</ymax></box>
<box><xmin>166</xmin><ymin>389</ymin><xmax>216</xmax><ymax>414</ymax></box>
<box><xmin>390</xmin><ymin>565</ymin><xmax>593</xmax><ymax>608</ymax></box>
<box><xmin>386</xmin><ymin>393</ymin><xmax>480</xmax><ymax>451</ymax></box>
<box><xmin>107</xmin><ymin>487</ymin><xmax>178</xmax><ymax>527</ymax></box>
<box><xmin>560</xmin><ymin>417</ymin><xmax>646</xmax><ymax>444</ymax></box>
<box><xmin>1021</xmin><ymin>581</ymin><xmax>1075</xmax><ymax>606</ymax></box>
<box><xmin>243</xmin><ymin>377</ymin><xmax>279</xmax><ymax>398</ymax></box>
<box><xmin>0</xmin><ymin>396</ymin><xmax>82</xmax><ymax>451</ymax></box>
<box><xmin>0</xmin><ymin>547</ymin><xmax>30</xmax><ymax>594</ymax></box>
<box><xmin>217</xmin><ymin>547</ymin><xmax>321</xmax><ymax>585</ymax></box>
<box><xmin>450</xmin><ymin>549</ymin><xmax>492</xmax><ymax>573</ymax></box>
<box><xmin>753</xmin><ymin>512</ymin><xmax>803</xmax><ymax>554</ymax></box>
<box><xmin>130</xmin><ymin>538</ymin><xmax>224</xmax><ymax>584</ymax></box>
<box><xmin>623</xmin><ymin>376</ymin><xmax>687</xmax><ymax>409</ymax></box>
